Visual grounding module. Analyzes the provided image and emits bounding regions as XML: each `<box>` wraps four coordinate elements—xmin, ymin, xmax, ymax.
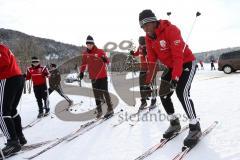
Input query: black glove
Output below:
<box><xmin>170</xmin><ymin>79</ymin><xmax>178</xmax><ymax>90</ymax></box>
<box><xmin>101</xmin><ymin>56</ymin><xmax>108</xmax><ymax>63</ymax></box>
<box><xmin>130</xmin><ymin>50</ymin><xmax>134</xmax><ymax>55</ymax></box>
<box><xmin>22</xmin><ymin>73</ymin><xmax>26</xmax><ymax>78</ymax></box>
<box><xmin>78</xmin><ymin>72</ymin><xmax>84</xmax><ymax>80</ymax></box>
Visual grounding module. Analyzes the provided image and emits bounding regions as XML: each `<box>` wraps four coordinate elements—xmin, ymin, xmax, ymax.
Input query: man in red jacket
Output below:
<box><xmin>79</xmin><ymin>35</ymin><xmax>113</xmax><ymax>119</ymax></box>
<box><xmin>130</xmin><ymin>36</ymin><xmax>157</xmax><ymax>110</ymax></box>
<box><xmin>0</xmin><ymin>44</ymin><xmax>27</xmax><ymax>158</ymax></box>
<box><xmin>139</xmin><ymin>9</ymin><xmax>202</xmax><ymax>147</ymax></box>
<box><xmin>26</xmin><ymin>57</ymin><xmax>50</xmax><ymax>118</ymax></box>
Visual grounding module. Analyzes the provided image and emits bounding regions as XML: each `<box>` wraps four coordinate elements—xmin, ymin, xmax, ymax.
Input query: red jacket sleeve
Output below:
<box><xmin>145</xmin><ymin>40</ymin><xmax>158</xmax><ymax>84</ymax></box>
<box><xmin>26</xmin><ymin>68</ymin><xmax>32</xmax><ymax>80</ymax></box>
<box><xmin>0</xmin><ymin>46</ymin><xmax>10</xmax><ymax>71</ymax></box>
<box><xmin>80</xmin><ymin>53</ymin><xmax>87</xmax><ymax>73</ymax></box>
<box><xmin>42</xmin><ymin>67</ymin><xmax>50</xmax><ymax>77</ymax></box>
<box><xmin>167</xmin><ymin>25</ymin><xmax>184</xmax><ymax>80</ymax></box>
<box><xmin>99</xmin><ymin>49</ymin><xmax>109</xmax><ymax>64</ymax></box>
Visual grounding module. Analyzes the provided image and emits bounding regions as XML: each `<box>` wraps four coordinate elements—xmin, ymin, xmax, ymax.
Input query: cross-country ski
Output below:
<box><xmin>0</xmin><ymin>2</ymin><xmax>239</xmax><ymax>160</ymax></box>
<box><xmin>171</xmin><ymin>121</ymin><xmax>219</xmax><ymax>160</ymax></box>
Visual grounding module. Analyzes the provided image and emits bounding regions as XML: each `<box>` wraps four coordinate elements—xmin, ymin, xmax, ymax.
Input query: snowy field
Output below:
<box><xmin>1</xmin><ymin>63</ymin><xmax>240</xmax><ymax>160</ymax></box>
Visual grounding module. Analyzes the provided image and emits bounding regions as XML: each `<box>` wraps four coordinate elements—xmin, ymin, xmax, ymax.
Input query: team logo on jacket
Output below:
<box><xmin>174</xmin><ymin>40</ymin><xmax>181</xmax><ymax>46</ymax></box>
<box><xmin>160</xmin><ymin>40</ymin><xmax>167</xmax><ymax>50</ymax></box>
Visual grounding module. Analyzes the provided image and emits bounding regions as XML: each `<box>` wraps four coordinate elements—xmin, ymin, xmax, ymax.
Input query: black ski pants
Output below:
<box><xmin>33</xmin><ymin>84</ymin><xmax>49</xmax><ymax>113</ymax></box>
<box><xmin>91</xmin><ymin>77</ymin><xmax>113</xmax><ymax>111</ymax></box>
<box><xmin>48</xmin><ymin>85</ymin><xmax>71</xmax><ymax>103</ymax></box>
<box><xmin>159</xmin><ymin>61</ymin><xmax>197</xmax><ymax>119</ymax></box>
<box><xmin>0</xmin><ymin>75</ymin><xmax>25</xmax><ymax>141</ymax></box>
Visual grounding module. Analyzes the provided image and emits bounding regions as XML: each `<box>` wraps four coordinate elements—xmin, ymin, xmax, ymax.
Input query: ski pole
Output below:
<box><xmin>0</xmin><ymin>148</ymin><xmax>5</xmax><ymax>160</ymax></box>
<box><xmin>132</xmin><ymin>56</ymin><xmax>135</xmax><ymax>107</ymax></box>
<box><xmin>167</xmin><ymin>12</ymin><xmax>171</xmax><ymax>20</ymax></box>
<box><xmin>183</xmin><ymin>11</ymin><xmax>201</xmax><ymax>52</ymax></box>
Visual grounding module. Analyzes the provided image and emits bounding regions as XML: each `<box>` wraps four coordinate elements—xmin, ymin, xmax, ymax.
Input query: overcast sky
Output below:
<box><xmin>0</xmin><ymin>0</ymin><xmax>239</xmax><ymax>53</ymax></box>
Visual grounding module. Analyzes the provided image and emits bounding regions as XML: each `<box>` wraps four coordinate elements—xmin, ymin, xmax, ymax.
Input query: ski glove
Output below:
<box><xmin>78</xmin><ymin>72</ymin><xmax>84</xmax><ymax>80</ymax></box>
<box><xmin>130</xmin><ymin>50</ymin><xmax>134</xmax><ymax>56</ymax></box>
<box><xmin>101</xmin><ymin>56</ymin><xmax>108</xmax><ymax>63</ymax></box>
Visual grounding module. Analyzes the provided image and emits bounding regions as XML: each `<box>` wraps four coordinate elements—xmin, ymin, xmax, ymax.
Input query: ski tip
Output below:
<box><xmin>214</xmin><ymin>121</ymin><xmax>219</xmax><ymax>124</ymax></box>
<box><xmin>160</xmin><ymin>138</ymin><xmax>166</xmax><ymax>142</ymax></box>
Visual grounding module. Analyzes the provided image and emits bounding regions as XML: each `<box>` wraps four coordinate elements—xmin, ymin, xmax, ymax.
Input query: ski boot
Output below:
<box><xmin>18</xmin><ymin>135</ymin><xmax>27</xmax><ymax>146</ymax></box>
<box><xmin>37</xmin><ymin>112</ymin><xmax>44</xmax><ymax>118</ymax></box>
<box><xmin>44</xmin><ymin>108</ymin><xmax>50</xmax><ymax>117</ymax></box>
<box><xmin>183</xmin><ymin>121</ymin><xmax>202</xmax><ymax>148</ymax></box>
<box><xmin>149</xmin><ymin>98</ymin><xmax>157</xmax><ymax>110</ymax></box>
<box><xmin>139</xmin><ymin>99</ymin><xmax>147</xmax><ymax>110</ymax></box>
<box><xmin>0</xmin><ymin>140</ymin><xmax>21</xmax><ymax>159</ymax></box>
<box><xmin>95</xmin><ymin>106</ymin><xmax>103</xmax><ymax>119</ymax></box>
<box><xmin>104</xmin><ymin>108</ymin><xmax>114</xmax><ymax>119</ymax></box>
<box><xmin>163</xmin><ymin>118</ymin><xmax>181</xmax><ymax>139</ymax></box>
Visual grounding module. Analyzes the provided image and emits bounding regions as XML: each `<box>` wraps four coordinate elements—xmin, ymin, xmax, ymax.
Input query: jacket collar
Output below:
<box><xmin>146</xmin><ymin>20</ymin><xmax>171</xmax><ymax>41</ymax></box>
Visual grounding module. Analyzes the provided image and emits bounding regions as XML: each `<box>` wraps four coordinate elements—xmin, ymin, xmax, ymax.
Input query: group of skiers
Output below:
<box><xmin>0</xmin><ymin>9</ymin><xmax>202</xmax><ymax>158</ymax></box>
<box><xmin>0</xmin><ymin>45</ymin><xmax>73</xmax><ymax>158</ymax></box>
<box><xmin>25</xmin><ymin>57</ymin><xmax>73</xmax><ymax>118</ymax></box>
<box><xmin>77</xmin><ymin>9</ymin><xmax>203</xmax><ymax>150</ymax></box>
<box><xmin>196</xmin><ymin>59</ymin><xmax>217</xmax><ymax>70</ymax></box>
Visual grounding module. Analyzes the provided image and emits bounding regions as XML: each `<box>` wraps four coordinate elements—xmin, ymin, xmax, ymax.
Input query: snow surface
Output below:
<box><xmin>1</xmin><ymin>63</ymin><xmax>240</xmax><ymax>160</ymax></box>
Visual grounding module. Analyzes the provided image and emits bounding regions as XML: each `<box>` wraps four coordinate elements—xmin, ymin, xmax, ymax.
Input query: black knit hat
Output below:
<box><xmin>86</xmin><ymin>35</ymin><xmax>94</xmax><ymax>44</ymax></box>
<box><xmin>139</xmin><ymin>9</ymin><xmax>158</xmax><ymax>27</ymax></box>
<box><xmin>138</xmin><ymin>36</ymin><xmax>146</xmax><ymax>45</ymax></box>
<box><xmin>31</xmin><ymin>56</ymin><xmax>39</xmax><ymax>62</ymax></box>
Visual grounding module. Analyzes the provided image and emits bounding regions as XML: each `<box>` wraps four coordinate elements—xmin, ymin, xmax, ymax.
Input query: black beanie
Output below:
<box><xmin>31</xmin><ymin>56</ymin><xmax>39</xmax><ymax>62</ymax></box>
<box><xmin>86</xmin><ymin>35</ymin><xmax>94</xmax><ymax>44</ymax></box>
<box><xmin>139</xmin><ymin>9</ymin><xmax>158</xmax><ymax>27</ymax></box>
<box><xmin>138</xmin><ymin>36</ymin><xmax>146</xmax><ymax>45</ymax></box>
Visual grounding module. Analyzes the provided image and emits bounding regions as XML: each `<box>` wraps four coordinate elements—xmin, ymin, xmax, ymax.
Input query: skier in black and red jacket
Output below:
<box><xmin>130</xmin><ymin>36</ymin><xmax>157</xmax><ymax>110</ymax></box>
<box><xmin>26</xmin><ymin>57</ymin><xmax>50</xmax><ymax>118</ymax></box>
<box><xmin>139</xmin><ymin>9</ymin><xmax>202</xmax><ymax>147</ymax></box>
<box><xmin>79</xmin><ymin>35</ymin><xmax>113</xmax><ymax>119</ymax></box>
<box><xmin>0</xmin><ymin>44</ymin><xmax>27</xmax><ymax>158</ymax></box>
